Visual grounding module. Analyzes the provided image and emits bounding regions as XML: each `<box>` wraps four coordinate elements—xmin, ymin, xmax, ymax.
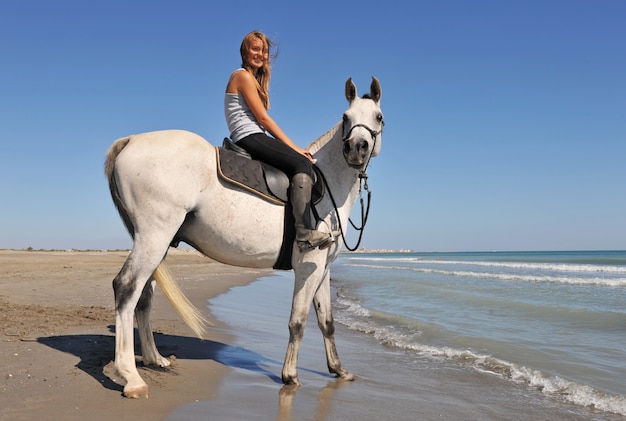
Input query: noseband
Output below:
<box><xmin>341</xmin><ymin>122</ymin><xmax>383</xmax><ymax>144</ymax></box>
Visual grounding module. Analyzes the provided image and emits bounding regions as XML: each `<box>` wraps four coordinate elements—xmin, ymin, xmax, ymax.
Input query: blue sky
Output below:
<box><xmin>1</xmin><ymin>0</ymin><xmax>624</xmax><ymax>252</ymax></box>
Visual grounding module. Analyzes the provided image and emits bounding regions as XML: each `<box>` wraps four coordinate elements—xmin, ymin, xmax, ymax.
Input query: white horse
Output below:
<box><xmin>104</xmin><ymin>77</ymin><xmax>383</xmax><ymax>398</ymax></box>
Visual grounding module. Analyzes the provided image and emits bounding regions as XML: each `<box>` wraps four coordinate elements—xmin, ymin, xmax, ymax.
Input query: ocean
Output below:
<box><xmin>332</xmin><ymin>250</ymin><xmax>626</xmax><ymax>417</ymax></box>
<box><xmin>167</xmin><ymin>250</ymin><xmax>626</xmax><ymax>420</ymax></box>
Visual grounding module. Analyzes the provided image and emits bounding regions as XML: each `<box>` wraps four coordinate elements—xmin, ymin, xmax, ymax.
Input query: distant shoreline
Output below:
<box><xmin>3</xmin><ymin>247</ymin><xmax>416</xmax><ymax>255</ymax></box>
<box><xmin>342</xmin><ymin>248</ymin><xmax>414</xmax><ymax>254</ymax></box>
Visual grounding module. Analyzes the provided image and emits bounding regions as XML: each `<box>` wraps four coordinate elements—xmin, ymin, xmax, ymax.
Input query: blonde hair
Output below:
<box><xmin>240</xmin><ymin>31</ymin><xmax>274</xmax><ymax>109</ymax></box>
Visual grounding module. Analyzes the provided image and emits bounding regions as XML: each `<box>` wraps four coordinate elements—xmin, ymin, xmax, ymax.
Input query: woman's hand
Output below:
<box><xmin>296</xmin><ymin>147</ymin><xmax>317</xmax><ymax>163</ymax></box>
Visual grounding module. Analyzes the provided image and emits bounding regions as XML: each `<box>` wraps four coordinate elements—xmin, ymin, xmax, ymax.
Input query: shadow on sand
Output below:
<box><xmin>37</xmin><ymin>325</ymin><xmax>330</xmax><ymax>393</ymax></box>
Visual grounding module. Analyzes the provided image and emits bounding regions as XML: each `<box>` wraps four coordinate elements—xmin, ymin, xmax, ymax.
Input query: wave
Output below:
<box><xmin>343</xmin><ymin>256</ymin><xmax>626</xmax><ymax>274</ymax></box>
<box><xmin>419</xmin><ymin>259</ymin><xmax>626</xmax><ymax>274</ymax></box>
<box><xmin>343</xmin><ymin>263</ymin><xmax>626</xmax><ymax>287</ymax></box>
<box><xmin>334</xmin><ymin>294</ymin><xmax>626</xmax><ymax>417</ymax></box>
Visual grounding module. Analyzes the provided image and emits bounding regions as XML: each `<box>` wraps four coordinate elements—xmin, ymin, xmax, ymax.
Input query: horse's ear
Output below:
<box><xmin>345</xmin><ymin>78</ymin><xmax>357</xmax><ymax>102</ymax></box>
<box><xmin>370</xmin><ymin>77</ymin><xmax>381</xmax><ymax>103</ymax></box>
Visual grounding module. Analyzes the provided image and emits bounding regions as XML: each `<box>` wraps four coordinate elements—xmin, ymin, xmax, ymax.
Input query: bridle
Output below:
<box><xmin>341</xmin><ymin>114</ymin><xmax>384</xmax><ymax>175</ymax></box>
<box><xmin>342</xmin><ymin>122</ymin><xmax>383</xmax><ymax>145</ymax></box>
<box><xmin>316</xmin><ymin>116</ymin><xmax>384</xmax><ymax>251</ymax></box>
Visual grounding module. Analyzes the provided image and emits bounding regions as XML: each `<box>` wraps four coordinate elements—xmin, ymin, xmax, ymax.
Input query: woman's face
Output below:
<box><xmin>245</xmin><ymin>37</ymin><xmax>268</xmax><ymax>71</ymax></box>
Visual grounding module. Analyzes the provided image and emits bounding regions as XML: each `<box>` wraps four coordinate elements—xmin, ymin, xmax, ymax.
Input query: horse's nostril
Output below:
<box><xmin>343</xmin><ymin>142</ymin><xmax>351</xmax><ymax>154</ymax></box>
<box><xmin>360</xmin><ymin>140</ymin><xmax>369</xmax><ymax>152</ymax></box>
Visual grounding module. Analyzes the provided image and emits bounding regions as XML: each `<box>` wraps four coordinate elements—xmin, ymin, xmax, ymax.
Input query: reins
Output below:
<box><xmin>315</xmin><ymin>119</ymin><xmax>382</xmax><ymax>251</ymax></box>
<box><xmin>315</xmin><ymin>167</ymin><xmax>372</xmax><ymax>252</ymax></box>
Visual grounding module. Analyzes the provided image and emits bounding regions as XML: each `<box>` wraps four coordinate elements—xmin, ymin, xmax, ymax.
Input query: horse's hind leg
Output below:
<box><xmin>135</xmin><ymin>278</ymin><xmax>171</xmax><ymax>368</ymax></box>
<box><xmin>313</xmin><ymin>271</ymin><xmax>354</xmax><ymax>381</ymax></box>
<box><xmin>113</xmin><ymin>235</ymin><xmax>172</xmax><ymax>399</ymax></box>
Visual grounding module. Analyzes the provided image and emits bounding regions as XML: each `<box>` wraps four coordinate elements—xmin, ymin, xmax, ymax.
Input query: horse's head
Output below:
<box><xmin>342</xmin><ymin>77</ymin><xmax>384</xmax><ymax>170</ymax></box>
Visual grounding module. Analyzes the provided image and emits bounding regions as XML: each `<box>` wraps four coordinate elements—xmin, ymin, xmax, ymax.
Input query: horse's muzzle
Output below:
<box><xmin>343</xmin><ymin>138</ymin><xmax>370</xmax><ymax>168</ymax></box>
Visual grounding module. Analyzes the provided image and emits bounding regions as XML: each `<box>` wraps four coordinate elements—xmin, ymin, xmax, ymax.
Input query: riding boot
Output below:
<box><xmin>290</xmin><ymin>173</ymin><xmax>334</xmax><ymax>252</ymax></box>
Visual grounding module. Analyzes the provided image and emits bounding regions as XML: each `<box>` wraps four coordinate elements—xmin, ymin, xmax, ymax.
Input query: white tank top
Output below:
<box><xmin>224</xmin><ymin>69</ymin><xmax>264</xmax><ymax>142</ymax></box>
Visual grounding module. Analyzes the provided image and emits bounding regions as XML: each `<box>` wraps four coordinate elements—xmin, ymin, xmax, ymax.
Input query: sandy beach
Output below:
<box><xmin>2</xmin><ymin>250</ymin><xmax>620</xmax><ymax>421</ymax></box>
<box><xmin>0</xmin><ymin>249</ymin><xmax>270</xmax><ymax>421</ymax></box>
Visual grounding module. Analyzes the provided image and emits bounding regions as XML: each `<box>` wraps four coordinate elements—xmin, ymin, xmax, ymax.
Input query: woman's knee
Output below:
<box><xmin>293</xmin><ymin>159</ymin><xmax>314</xmax><ymax>178</ymax></box>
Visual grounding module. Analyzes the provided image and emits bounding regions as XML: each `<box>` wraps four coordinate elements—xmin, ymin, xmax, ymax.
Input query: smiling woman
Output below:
<box><xmin>224</xmin><ymin>30</ymin><xmax>333</xmax><ymax>251</ymax></box>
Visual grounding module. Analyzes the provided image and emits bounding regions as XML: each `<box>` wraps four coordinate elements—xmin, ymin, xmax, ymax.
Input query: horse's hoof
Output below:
<box><xmin>333</xmin><ymin>368</ymin><xmax>355</xmax><ymax>381</ymax></box>
<box><xmin>340</xmin><ymin>371</ymin><xmax>355</xmax><ymax>381</ymax></box>
<box><xmin>123</xmin><ymin>384</ymin><xmax>149</xmax><ymax>399</ymax></box>
<box><xmin>144</xmin><ymin>355</ymin><xmax>171</xmax><ymax>368</ymax></box>
<box><xmin>281</xmin><ymin>375</ymin><xmax>301</xmax><ymax>386</ymax></box>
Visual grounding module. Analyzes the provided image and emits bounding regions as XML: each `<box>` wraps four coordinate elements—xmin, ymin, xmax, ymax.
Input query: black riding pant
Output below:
<box><xmin>237</xmin><ymin>133</ymin><xmax>314</xmax><ymax>180</ymax></box>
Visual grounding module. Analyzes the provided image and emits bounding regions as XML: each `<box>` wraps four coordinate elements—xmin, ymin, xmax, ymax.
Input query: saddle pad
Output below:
<box><xmin>215</xmin><ymin>147</ymin><xmax>285</xmax><ymax>206</ymax></box>
<box><xmin>215</xmin><ymin>146</ymin><xmax>294</xmax><ymax>270</ymax></box>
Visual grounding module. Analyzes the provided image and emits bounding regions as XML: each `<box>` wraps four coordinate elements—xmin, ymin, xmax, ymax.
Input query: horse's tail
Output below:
<box><xmin>153</xmin><ymin>263</ymin><xmax>209</xmax><ymax>338</ymax></box>
<box><xmin>104</xmin><ymin>136</ymin><xmax>134</xmax><ymax>237</ymax></box>
<box><xmin>104</xmin><ymin>136</ymin><xmax>208</xmax><ymax>338</ymax></box>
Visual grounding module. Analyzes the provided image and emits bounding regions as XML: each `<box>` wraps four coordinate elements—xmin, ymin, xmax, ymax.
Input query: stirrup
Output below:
<box><xmin>297</xmin><ymin>232</ymin><xmax>334</xmax><ymax>252</ymax></box>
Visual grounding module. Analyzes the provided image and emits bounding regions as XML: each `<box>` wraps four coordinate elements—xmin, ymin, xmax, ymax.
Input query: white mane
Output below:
<box><xmin>307</xmin><ymin>121</ymin><xmax>342</xmax><ymax>155</ymax></box>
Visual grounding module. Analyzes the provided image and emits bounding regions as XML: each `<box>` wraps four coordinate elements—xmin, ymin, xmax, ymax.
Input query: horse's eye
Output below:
<box><xmin>377</xmin><ymin>114</ymin><xmax>383</xmax><ymax>123</ymax></box>
<box><xmin>342</xmin><ymin>114</ymin><xmax>348</xmax><ymax>123</ymax></box>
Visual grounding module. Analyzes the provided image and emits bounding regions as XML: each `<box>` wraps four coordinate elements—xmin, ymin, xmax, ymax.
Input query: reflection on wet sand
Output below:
<box><xmin>277</xmin><ymin>379</ymin><xmax>349</xmax><ymax>421</ymax></box>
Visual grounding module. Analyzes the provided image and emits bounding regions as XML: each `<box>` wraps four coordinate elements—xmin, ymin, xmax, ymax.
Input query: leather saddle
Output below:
<box><xmin>215</xmin><ymin>138</ymin><xmax>324</xmax><ymax>271</ymax></box>
<box><xmin>216</xmin><ymin>138</ymin><xmax>323</xmax><ymax>206</ymax></box>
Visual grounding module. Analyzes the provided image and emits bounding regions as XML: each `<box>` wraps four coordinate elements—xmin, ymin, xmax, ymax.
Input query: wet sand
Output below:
<box><xmin>165</xmin><ymin>272</ymin><xmax>616</xmax><ymax>421</ymax></box>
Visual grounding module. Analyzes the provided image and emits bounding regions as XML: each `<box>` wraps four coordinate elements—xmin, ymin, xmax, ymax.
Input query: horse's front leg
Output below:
<box><xmin>135</xmin><ymin>278</ymin><xmax>171</xmax><ymax>368</ymax></box>
<box><xmin>282</xmin><ymin>254</ymin><xmax>326</xmax><ymax>385</ymax></box>
<box><xmin>313</xmin><ymin>271</ymin><xmax>354</xmax><ymax>381</ymax></box>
